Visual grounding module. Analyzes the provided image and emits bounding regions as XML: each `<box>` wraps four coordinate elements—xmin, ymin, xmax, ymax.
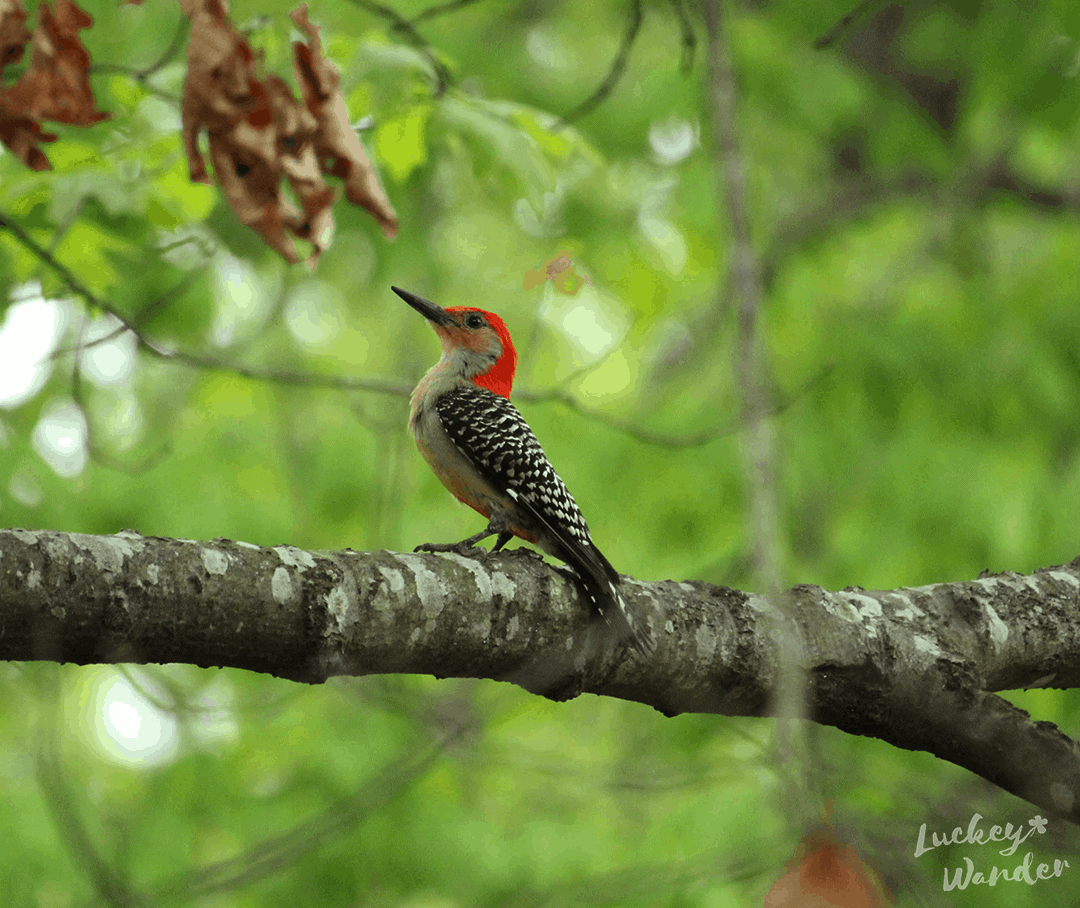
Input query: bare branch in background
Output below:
<box><xmin>667</xmin><ymin>0</ymin><xmax>696</xmax><ymax>71</ymax></box>
<box><xmin>0</xmin><ymin>205</ymin><xmax>408</xmax><ymax>396</ymax></box>
<box><xmin>814</xmin><ymin>0</ymin><xmax>886</xmax><ymax>49</ymax></box>
<box><xmin>701</xmin><ymin>2</ymin><xmax>779</xmax><ymax>592</ymax></box>
<box><xmin>703</xmin><ymin>0</ymin><xmax>811</xmax><ymax>822</ymax></box>
<box><xmin>557</xmin><ymin>0</ymin><xmax>643</xmax><ymax>127</ymax></box>
<box><xmin>89</xmin><ymin>15</ymin><xmax>190</xmax><ymax>102</ymax></box>
<box><xmin>411</xmin><ymin>0</ymin><xmax>486</xmax><ymax>25</ymax></box>
<box><xmin>516</xmin><ymin>365</ymin><xmax>830</xmax><ymax>449</ymax></box>
<box><xmin>348</xmin><ymin>0</ymin><xmax>452</xmax><ymax>94</ymax></box>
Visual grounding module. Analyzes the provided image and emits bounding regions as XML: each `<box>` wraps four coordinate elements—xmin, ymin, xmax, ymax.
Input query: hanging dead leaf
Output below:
<box><xmin>0</xmin><ymin>0</ymin><xmax>30</xmax><ymax>71</ymax></box>
<box><xmin>522</xmin><ymin>251</ymin><xmax>591</xmax><ymax>295</ymax></box>
<box><xmin>765</xmin><ymin>819</ymin><xmax>894</xmax><ymax>908</ymax></box>
<box><xmin>181</xmin><ymin>0</ymin><xmax>259</xmax><ymax>184</ymax></box>
<box><xmin>1</xmin><ymin>0</ymin><xmax>109</xmax><ymax>125</ymax></box>
<box><xmin>290</xmin><ymin>3</ymin><xmax>397</xmax><ymax>238</ymax></box>
<box><xmin>179</xmin><ymin>1</ymin><xmax>382</xmax><ymax>266</ymax></box>
<box><xmin>0</xmin><ymin>0</ymin><xmax>107</xmax><ymax>170</ymax></box>
<box><xmin>0</xmin><ymin>113</ymin><xmax>56</xmax><ymax>170</ymax></box>
<box><xmin>213</xmin><ymin>73</ymin><xmax>334</xmax><ymax>265</ymax></box>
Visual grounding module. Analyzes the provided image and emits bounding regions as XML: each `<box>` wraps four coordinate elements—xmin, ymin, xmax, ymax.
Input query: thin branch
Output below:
<box><xmin>0</xmin><ymin>206</ymin><xmax>409</xmax><ymax>397</ymax></box>
<box><xmin>51</xmin><ymin>272</ymin><xmax>201</xmax><ymax>361</ymax></box>
<box><xmin>89</xmin><ymin>17</ymin><xmax>189</xmax><ymax>103</ymax></box>
<box><xmin>0</xmin><ymin>208</ymin><xmax>116</xmax><ymax>315</ymax></box>
<box><xmin>411</xmin><ymin>0</ymin><xmax>486</xmax><ymax>24</ymax></box>
<box><xmin>760</xmin><ymin>158</ymin><xmax>1080</xmax><ymax>290</ymax></box>
<box><xmin>136</xmin><ymin>18</ymin><xmax>192</xmax><ymax>80</ymax></box>
<box><xmin>47</xmin><ymin>196</ymin><xmax>86</xmax><ymax>255</ymax></box>
<box><xmin>516</xmin><ymin>365</ymin><xmax>830</xmax><ymax>449</ymax></box>
<box><xmin>760</xmin><ymin>170</ymin><xmax>933</xmax><ymax>284</ymax></box>
<box><xmin>153</xmin><ymin>349</ymin><xmax>411</xmax><ymax>395</ymax></box>
<box><xmin>667</xmin><ymin>0</ymin><xmax>696</xmax><ymax>71</ymax></box>
<box><xmin>37</xmin><ymin>750</ymin><xmax>145</xmax><ymax>908</ymax></box>
<box><xmin>982</xmin><ymin>156</ymin><xmax>1080</xmax><ymax>210</ymax></box>
<box><xmin>73</xmin><ymin>391</ymin><xmax>173</xmax><ymax>476</ymax></box>
<box><xmin>556</xmin><ymin>0</ymin><xmax>644</xmax><ymax>128</ymax></box>
<box><xmin>814</xmin><ymin>0</ymin><xmax>885</xmax><ymax>49</ymax></box>
<box><xmin>1</xmin><ymin>200</ymin><xmax>830</xmax><ymax>444</ymax></box>
<box><xmin>704</xmin><ymin>0</ymin><xmax>813</xmax><ymax>822</ymax></box>
<box><xmin>702</xmin><ymin>0</ymin><xmax>777</xmax><ymax>587</ymax></box>
<box><xmin>347</xmin><ymin>0</ymin><xmax>452</xmax><ymax>95</ymax></box>
<box><xmin>154</xmin><ymin>732</ymin><xmax>457</xmax><ymax>900</ymax></box>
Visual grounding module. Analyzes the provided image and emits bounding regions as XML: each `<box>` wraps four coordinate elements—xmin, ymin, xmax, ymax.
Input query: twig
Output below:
<box><xmin>160</xmin><ymin>352</ymin><xmax>411</xmax><ymax>395</ymax></box>
<box><xmin>556</xmin><ymin>0</ymin><xmax>644</xmax><ymax>128</ymax></box>
<box><xmin>0</xmin><ymin>206</ymin><xmax>409</xmax><ymax>397</ymax></box>
<box><xmin>667</xmin><ymin>0</ymin><xmax>696</xmax><ymax>71</ymax></box>
<box><xmin>0</xmin><ymin>208</ymin><xmax>114</xmax><ymax>316</ymax></box>
<box><xmin>50</xmin><ymin>273</ymin><xmax>200</xmax><ymax>361</ymax></box>
<box><xmin>704</xmin><ymin>0</ymin><xmax>811</xmax><ymax>819</ymax></box>
<box><xmin>411</xmin><ymin>0</ymin><xmax>486</xmax><ymax>24</ymax></box>
<box><xmin>48</xmin><ymin>196</ymin><xmax>86</xmax><ymax>256</ymax></box>
<box><xmin>702</xmin><ymin>0</ymin><xmax>775</xmax><ymax>580</ymax></box>
<box><xmin>516</xmin><ymin>365</ymin><xmax>831</xmax><ymax>449</ymax></box>
<box><xmin>136</xmin><ymin>17</ymin><xmax>192</xmax><ymax>80</ymax></box>
<box><xmin>347</xmin><ymin>0</ymin><xmax>452</xmax><ymax>95</ymax></box>
<box><xmin>814</xmin><ymin>0</ymin><xmax>883</xmax><ymax>49</ymax></box>
<box><xmin>68</xmin><ymin>332</ymin><xmax>173</xmax><ymax>476</ymax></box>
<box><xmin>37</xmin><ymin>751</ymin><xmax>145</xmax><ymax>908</ymax></box>
<box><xmin>89</xmin><ymin>17</ymin><xmax>189</xmax><ymax>103</ymax></box>
<box><xmin>152</xmin><ymin>731</ymin><xmax>460</xmax><ymax>900</ymax></box>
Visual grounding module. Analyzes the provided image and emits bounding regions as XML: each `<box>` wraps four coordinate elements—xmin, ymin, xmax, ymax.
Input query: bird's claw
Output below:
<box><xmin>414</xmin><ymin>542</ymin><xmax>487</xmax><ymax>558</ymax></box>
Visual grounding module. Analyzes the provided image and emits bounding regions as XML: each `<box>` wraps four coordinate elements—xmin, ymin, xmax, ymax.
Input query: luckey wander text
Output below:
<box><xmin>914</xmin><ymin>813</ymin><xmax>1069</xmax><ymax>891</ymax></box>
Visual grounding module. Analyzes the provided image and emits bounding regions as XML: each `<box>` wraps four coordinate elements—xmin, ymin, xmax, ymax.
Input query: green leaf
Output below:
<box><xmin>374</xmin><ymin>103</ymin><xmax>432</xmax><ymax>182</ymax></box>
<box><xmin>437</xmin><ymin>95</ymin><xmax>559</xmax><ymax>211</ymax></box>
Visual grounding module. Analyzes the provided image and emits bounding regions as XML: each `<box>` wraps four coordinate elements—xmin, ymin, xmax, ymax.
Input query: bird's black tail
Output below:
<box><xmin>573</xmin><ymin>550</ymin><xmax>655</xmax><ymax>656</ymax></box>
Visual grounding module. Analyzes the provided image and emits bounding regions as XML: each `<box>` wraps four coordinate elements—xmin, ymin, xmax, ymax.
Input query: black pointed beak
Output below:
<box><xmin>392</xmin><ymin>286</ymin><xmax>458</xmax><ymax>328</ymax></box>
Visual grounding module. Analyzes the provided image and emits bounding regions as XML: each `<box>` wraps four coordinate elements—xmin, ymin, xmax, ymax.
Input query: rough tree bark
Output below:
<box><xmin>1</xmin><ymin>527</ymin><xmax>1079</xmax><ymax>823</ymax></box>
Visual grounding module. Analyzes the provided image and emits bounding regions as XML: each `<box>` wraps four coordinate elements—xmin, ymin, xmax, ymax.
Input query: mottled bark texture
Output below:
<box><xmin>2</xmin><ymin>528</ymin><xmax>1080</xmax><ymax>821</ymax></box>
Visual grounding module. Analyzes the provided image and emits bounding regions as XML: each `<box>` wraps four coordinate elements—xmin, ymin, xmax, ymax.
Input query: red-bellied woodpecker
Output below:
<box><xmin>394</xmin><ymin>285</ymin><xmax>654</xmax><ymax>655</ymax></box>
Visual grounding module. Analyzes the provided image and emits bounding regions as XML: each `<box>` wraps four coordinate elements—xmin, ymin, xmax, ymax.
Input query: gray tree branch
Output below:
<box><xmin>2</xmin><ymin>528</ymin><xmax>1079</xmax><ymax>822</ymax></box>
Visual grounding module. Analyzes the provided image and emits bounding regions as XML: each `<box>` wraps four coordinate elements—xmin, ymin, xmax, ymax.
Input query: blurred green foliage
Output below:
<box><xmin>1</xmin><ymin>0</ymin><xmax>1079</xmax><ymax>904</ymax></box>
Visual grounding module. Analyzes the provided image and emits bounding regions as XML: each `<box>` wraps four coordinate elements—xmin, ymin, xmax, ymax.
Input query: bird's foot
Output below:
<box><xmin>414</xmin><ymin>541</ymin><xmax>487</xmax><ymax>558</ymax></box>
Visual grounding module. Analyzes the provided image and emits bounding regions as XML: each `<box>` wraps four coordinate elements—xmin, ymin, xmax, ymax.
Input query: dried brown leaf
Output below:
<box><xmin>522</xmin><ymin>252</ymin><xmax>591</xmax><ymax>295</ymax></box>
<box><xmin>181</xmin><ymin>0</ymin><xmax>258</xmax><ymax>182</ymax></box>
<box><xmin>209</xmin><ymin>129</ymin><xmax>300</xmax><ymax>264</ymax></box>
<box><xmin>0</xmin><ymin>112</ymin><xmax>56</xmax><ymax>169</ymax></box>
<box><xmin>0</xmin><ymin>0</ymin><xmax>107</xmax><ymax>170</ymax></box>
<box><xmin>1</xmin><ymin>0</ymin><xmax>110</xmax><ymax>125</ymax></box>
<box><xmin>0</xmin><ymin>0</ymin><xmax>30</xmax><ymax>73</ymax></box>
<box><xmin>290</xmin><ymin>3</ymin><xmax>397</xmax><ymax>238</ymax></box>
<box><xmin>182</xmin><ymin>2</ymin><xmax>337</xmax><ymax>265</ymax></box>
<box><xmin>179</xmin><ymin>1</ymin><xmax>394</xmax><ymax>264</ymax></box>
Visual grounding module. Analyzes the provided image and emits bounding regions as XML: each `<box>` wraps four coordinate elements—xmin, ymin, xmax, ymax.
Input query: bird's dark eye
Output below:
<box><xmin>464</xmin><ymin>313</ymin><xmax>485</xmax><ymax>329</ymax></box>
